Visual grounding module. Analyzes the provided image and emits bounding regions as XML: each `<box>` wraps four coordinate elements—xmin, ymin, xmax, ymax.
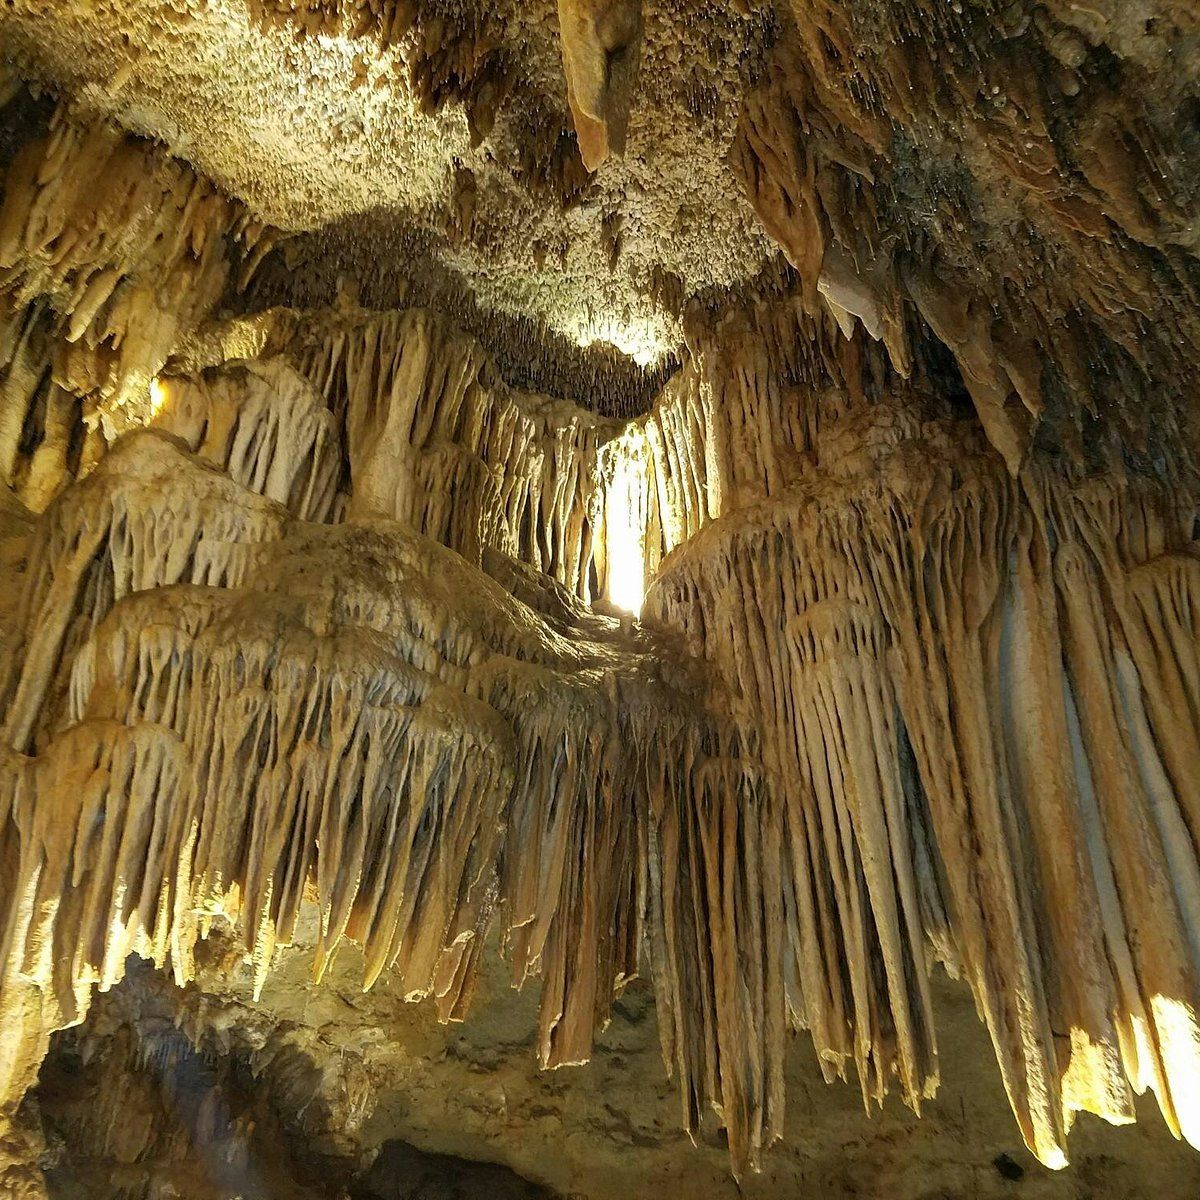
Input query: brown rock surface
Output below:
<box><xmin>3</xmin><ymin>3</ymin><xmax>1200</xmax><ymax>1195</ymax></box>
<box><xmin>28</xmin><ymin>931</ymin><xmax>1200</xmax><ymax>1200</ymax></box>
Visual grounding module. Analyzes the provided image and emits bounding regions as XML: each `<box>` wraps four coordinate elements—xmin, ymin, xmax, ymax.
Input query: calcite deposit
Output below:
<box><xmin>2</xmin><ymin>3</ymin><xmax>1200</xmax><ymax>1198</ymax></box>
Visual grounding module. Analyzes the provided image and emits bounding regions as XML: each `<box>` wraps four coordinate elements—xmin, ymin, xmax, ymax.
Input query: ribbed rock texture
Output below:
<box><xmin>2</xmin><ymin>3</ymin><xmax>1200</xmax><ymax>1197</ymax></box>
<box><xmin>0</xmin><ymin>101</ymin><xmax>274</xmax><ymax>510</ymax></box>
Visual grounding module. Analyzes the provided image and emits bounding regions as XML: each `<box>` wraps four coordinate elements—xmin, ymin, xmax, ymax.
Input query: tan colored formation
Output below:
<box><xmin>556</xmin><ymin>0</ymin><xmax>643</xmax><ymax>171</ymax></box>
<box><xmin>2</xmin><ymin>4</ymin><xmax>1200</xmax><ymax>1196</ymax></box>
<box><xmin>4</xmin><ymin>268</ymin><xmax>1200</xmax><ymax>1189</ymax></box>
<box><xmin>646</xmin><ymin>392</ymin><xmax>1200</xmax><ymax>1173</ymax></box>
<box><xmin>0</xmin><ymin>103</ymin><xmax>274</xmax><ymax>511</ymax></box>
<box><xmin>732</xmin><ymin>2</ymin><xmax>1200</xmax><ymax>473</ymax></box>
<box><xmin>0</xmin><ymin>427</ymin><xmax>694</xmax><ymax>1180</ymax></box>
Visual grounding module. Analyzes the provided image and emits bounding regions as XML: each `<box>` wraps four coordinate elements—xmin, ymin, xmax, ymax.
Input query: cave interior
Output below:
<box><xmin>3</xmin><ymin>1</ymin><xmax>1200</xmax><ymax>1197</ymax></box>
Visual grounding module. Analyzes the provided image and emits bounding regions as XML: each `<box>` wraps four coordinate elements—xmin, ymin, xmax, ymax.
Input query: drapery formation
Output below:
<box><xmin>2</xmin><ymin>281</ymin><xmax>1200</xmax><ymax>1189</ymax></box>
<box><xmin>646</xmin><ymin>393</ymin><xmax>1200</xmax><ymax>1173</ymax></box>
<box><xmin>0</xmin><ymin>423</ymin><xmax>702</xmax><ymax>1114</ymax></box>
<box><xmin>0</xmin><ymin>103</ymin><xmax>275</xmax><ymax>511</ymax></box>
<box><xmin>167</xmin><ymin>305</ymin><xmax>631</xmax><ymax>601</ymax></box>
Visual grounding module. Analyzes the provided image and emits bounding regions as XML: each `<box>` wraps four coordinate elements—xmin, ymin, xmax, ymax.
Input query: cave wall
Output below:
<box><xmin>2</xmin><ymin>15</ymin><xmax>1200</xmax><ymax>1199</ymax></box>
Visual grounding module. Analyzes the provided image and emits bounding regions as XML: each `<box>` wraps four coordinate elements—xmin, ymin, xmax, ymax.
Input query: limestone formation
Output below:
<box><xmin>0</xmin><ymin>102</ymin><xmax>274</xmax><ymax>510</ymax></box>
<box><xmin>556</xmin><ymin>0</ymin><xmax>644</xmax><ymax>171</ymax></box>
<box><xmin>1</xmin><ymin>5</ymin><xmax>1200</xmax><ymax>1198</ymax></box>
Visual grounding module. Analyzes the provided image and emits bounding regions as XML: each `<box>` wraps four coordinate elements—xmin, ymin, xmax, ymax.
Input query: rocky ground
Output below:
<box><xmin>30</xmin><ymin>922</ymin><xmax>1200</xmax><ymax>1200</ymax></box>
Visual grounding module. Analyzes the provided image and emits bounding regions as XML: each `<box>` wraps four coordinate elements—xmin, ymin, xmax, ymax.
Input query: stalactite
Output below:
<box><xmin>644</xmin><ymin>726</ymin><xmax>787</xmax><ymax>1176</ymax></box>
<box><xmin>556</xmin><ymin>0</ymin><xmax>644</xmax><ymax>171</ymax></box>
<box><xmin>178</xmin><ymin>305</ymin><xmax>631</xmax><ymax>601</ymax></box>
<box><xmin>152</xmin><ymin>358</ymin><xmax>344</xmax><ymax>524</ymax></box>
<box><xmin>0</xmin><ymin>429</ymin><xmax>710</xmax><ymax>1144</ymax></box>
<box><xmin>643</xmin><ymin>378</ymin><xmax>1200</xmax><ymax>1174</ymax></box>
<box><xmin>0</xmin><ymin>104</ymin><xmax>276</xmax><ymax>508</ymax></box>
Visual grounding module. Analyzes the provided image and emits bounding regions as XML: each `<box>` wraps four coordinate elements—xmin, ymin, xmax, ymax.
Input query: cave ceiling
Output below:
<box><xmin>4</xmin><ymin>0</ymin><xmax>1197</xmax><ymax>440</ymax></box>
<box><xmin>4</xmin><ymin>1</ymin><xmax>1200</xmax><ymax>1197</ymax></box>
<box><xmin>0</xmin><ymin>0</ymin><xmax>779</xmax><ymax>369</ymax></box>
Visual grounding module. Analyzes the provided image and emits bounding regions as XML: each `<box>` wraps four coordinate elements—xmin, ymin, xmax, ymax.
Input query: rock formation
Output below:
<box><xmin>556</xmin><ymin>0</ymin><xmax>644</xmax><ymax>170</ymax></box>
<box><xmin>1</xmin><ymin>3</ymin><xmax>1200</xmax><ymax>1197</ymax></box>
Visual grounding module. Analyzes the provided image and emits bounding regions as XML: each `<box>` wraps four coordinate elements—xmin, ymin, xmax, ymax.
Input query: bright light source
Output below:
<box><xmin>1150</xmin><ymin>994</ymin><xmax>1200</xmax><ymax>1150</ymax></box>
<box><xmin>603</xmin><ymin>431</ymin><xmax>648</xmax><ymax>617</ymax></box>
<box><xmin>149</xmin><ymin>376</ymin><xmax>169</xmax><ymax>417</ymax></box>
<box><xmin>573</xmin><ymin>314</ymin><xmax>669</xmax><ymax>367</ymax></box>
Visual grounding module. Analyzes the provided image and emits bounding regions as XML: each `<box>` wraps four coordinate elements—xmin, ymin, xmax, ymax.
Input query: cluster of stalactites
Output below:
<box><xmin>311</xmin><ymin>307</ymin><xmax>619</xmax><ymax>597</ymax></box>
<box><xmin>643</xmin><ymin>393</ymin><xmax>1200</xmax><ymax>1175</ymax></box>
<box><xmin>3</xmin><ymin>125</ymin><xmax>1200</xmax><ymax>1194</ymax></box>
<box><xmin>0</xmin><ymin>429</ymin><xmax>711</xmax><ymax>1134</ymax></box>
<box><xmin>164</xmin><ymin>302</ymin><xmax>904</xmax><ymax>617</ymax></box>
<box><xmin>153</xmin><ymin>357</ymin><xmax>345</xmax><ymax>524</ymax></box>
<box><xmin>4</xmin><ymin>285</ymin><xmax>655</xmax><ymax>606</ymax></box>
<box><xmin>242</xmin><ymin>0</ymin><xmax>643</xmax><ymax>167</ymax></box>
<box><xmin>732</xmin><ymin>1</ymin><xmax>1200</xmax><ymax>474</ymax></box>
<box><xmin>3</xmin><ymin>293</ymin><xmax>1200</xmax><ymax>1191</ymax></box>
<box><xmin>8</xmin><ymin>255</ymin><xmax>908</xmax><ymax>617</ymax></box>
<box><xmin>0</xmin><ymin>99</ymin><xmax>276</xmax><ymax>510</ymax></box>
<box><xmin>178</xmin><ymin>305</ymin><xmax>638</xmax><ymax>603</ymax></box>
<box><xmin>595</xmin><ymin>308</ymin><xmax>930</xmax><ymax>601</ymax></box>
<box><xmin>244</xmin><ymin>0</ymin><xmax>514</xmax><ymax>147</ymax></box>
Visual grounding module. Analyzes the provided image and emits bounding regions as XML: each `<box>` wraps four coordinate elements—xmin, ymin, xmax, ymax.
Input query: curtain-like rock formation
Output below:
<box><xmin>2</xmin><ymin>10</ymin><xmax>1200</xmax><ymax>1197</ymax></box>
<box><xmin>5</xmin><ymin>285</ymin><xmax>1200</xmax><ymax>1191</ymax></box>
<box><xmin>170</xmin><ymin>303</ymin><xmax>633</xmax><ymax>601</ymax></box>
<box><xmin>0</xmin><ymin>101</ymin><xmax>275</xmax><ymax>510</ymax></box>
<box><xmin>646</xmin><ymin>395</ymin><xmax>1200</xmax><ymax>1173</ymax></box>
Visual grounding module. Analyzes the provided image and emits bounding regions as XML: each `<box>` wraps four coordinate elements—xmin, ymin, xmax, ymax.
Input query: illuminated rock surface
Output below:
<box><xmin>2</xmin><ymin>5</ymin><xmax>1200</xmax><ymax>1197</ymax></box>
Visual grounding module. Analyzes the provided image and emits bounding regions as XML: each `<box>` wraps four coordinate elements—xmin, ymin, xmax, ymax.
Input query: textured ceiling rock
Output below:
<box><xmin>5</xmin><ymin>0</ymin><xmax>1199</xmax><ymax>409</ymax></box>
<box><xmin>4</xmin><ymin>3</ymin><xmax>1200</xmax><ymax>1197</ymax></box>
<box><xmin>731</xmin><ymin>0</ymin><xmax>1200</xmax><ymax>468</ymax></box>
<box><xmin>0</xmin><ymin>0</ymin><xmax>776</xmax><ymax>365</ymax></box>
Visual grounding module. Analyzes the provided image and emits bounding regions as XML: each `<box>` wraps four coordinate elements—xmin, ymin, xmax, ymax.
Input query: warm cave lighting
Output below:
<box><xmin>603</xmin><ymin>433</ymin><xmax>648</xmax><ymax>617</ymax></box>
<box><xmin>1152</xmin><ymin>994</ymin><xmax>1200</xmax><ymax>1150</ymax></box>
<box><xmin>148</xmin><ymin>375</ymin><xmax>168</xmax><ymax>417</ymax></box>
<box><xmin>574</xmin><ymin>314</ymin><xmax>668</xmax><ymax>367</ymax></box>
